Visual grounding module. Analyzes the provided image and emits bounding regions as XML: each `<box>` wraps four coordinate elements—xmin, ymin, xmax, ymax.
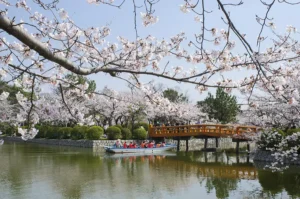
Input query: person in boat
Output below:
<box><xmin>129</xmin><ymin>142</ymin><xmax>133</xmax><ymax>148</ymax></box>
<box><xmin>123</xmin><ymin>141</ymin><xmax>127</xmax><ymax>148</ymax></box>
<box><xmin>156</xmin><ymin>142</ymin><xmax>161</xmax><ymax>148</ymax></box>
<box><xmin>132</xmin><ymin>142</ymin><xmax>137</xmax><ymax>148</ymax></box>
<box><xmin>162</xmin><ymin>142</ymin><xmax>166</xmax><ymax>147</ymax></box>
<box><xmin>144</xmin><ymin>141</ymin><xmax>150</xmax><ymax>148</ymax></box>
<box><xmin>148</xmin><ymin>141</ymin><xmax>154</xmax><ymax>148</ymax></box>
<box><xmin>140</xmin><ymin>141</ymin><xmax>145</xmax><ymax>148</ymax></box>
<box><xmin>115</xmin><ymin>139</ymin><xmax>122</xmax><ymax>148</ymax></box>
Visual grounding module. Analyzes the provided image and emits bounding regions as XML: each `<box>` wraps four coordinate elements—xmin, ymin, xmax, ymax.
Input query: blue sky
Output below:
<box><xmin>6</xmin><ymin>0</ymin><xmax>300</xmax><ymax>103</ymax></box>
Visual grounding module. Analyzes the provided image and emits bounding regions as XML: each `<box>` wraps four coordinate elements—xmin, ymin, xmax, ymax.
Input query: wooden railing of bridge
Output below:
<box><xmin>148</xmin><ymin>124</ymin><xmax>260</xmax><ymax>139</ymax></box>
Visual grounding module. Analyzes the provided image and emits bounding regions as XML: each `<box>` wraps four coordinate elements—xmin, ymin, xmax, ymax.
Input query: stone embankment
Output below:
<box><xmin>3</xmin><ymin>136</ymin><xmax>255</xmax><ymax>151</ymax></box>
<box><xmin>3</xmin><ymin>136</ymin><xmax>129</xmax><ymax>150</ymax></box>
<box><xmin>252</xmin><ymin>149</ymin><xmax>300</xmax><ymax>165</ymax></box>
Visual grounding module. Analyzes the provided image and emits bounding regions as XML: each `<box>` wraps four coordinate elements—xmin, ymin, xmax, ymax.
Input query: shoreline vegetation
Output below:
<box><xmin>0</xmin><ymin>122</ymin><xmax>149</xmax><ymax>141</ymax></box>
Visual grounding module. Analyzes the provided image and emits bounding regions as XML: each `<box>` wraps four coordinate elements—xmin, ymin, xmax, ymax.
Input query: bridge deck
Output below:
<box><xmin>148</xmin><ymin>124</ymin><xmax>260</xmax><ymax>139</ymax></box>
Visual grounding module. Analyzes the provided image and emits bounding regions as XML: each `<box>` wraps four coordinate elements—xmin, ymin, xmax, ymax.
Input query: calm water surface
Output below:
<box><xmin>0</xmin><ymin>142</ymin><xmax>300</xmax><ymax>199</ymax></box>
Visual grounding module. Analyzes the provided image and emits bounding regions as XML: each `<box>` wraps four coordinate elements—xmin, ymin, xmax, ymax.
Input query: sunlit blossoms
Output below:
<box><xmin>179</xmin><ymin>4</ymin><xmax>190</xmax><ymax>13</ymax></box>
<box><xmin>18</xmin><ymin>127</ymin><xmax>39</xmax><ymax>141</ymax></box>
<box><xmin>140</xmin><ymin>13</ymin><xmax>159</xmax><ymax>27</ymax></box>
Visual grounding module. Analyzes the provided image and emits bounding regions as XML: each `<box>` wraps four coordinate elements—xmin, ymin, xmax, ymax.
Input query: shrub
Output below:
<box><xmin>7</xmin><ymin>125</ymin><xmax>17</xmax><ymax>136</ymax></box>
<box><xmin>132</xmin><ymin>128</ymin><xmax>147</xmax><ymax>140</ymax></box>
<box><xmin>35</xmin><ymin>125</ymin><xmax>51</xmax><ymax>138</ymax></box>
<box><xmin>121</xmin><ymin>128</ymin><xmax>132</xmax><ymax>139</ymax></box>
<box><xmin>133</xmin><ymin>122</ymin><xmax>149</xmax><ymax>131</ymax></box>
<box><xmin>0</xmin><ymin>123</ymin><xmax>16</xmax><ymax>136</ymax></box>
<box><xmin>276</xmin><ymin>129</ymin><xmax>286</xmax><ymax>136</ymax></box>
<box><xmin>114</xmin><ymin>124</ymin><xmax>123</xmax><ymax>130</ymax></box>
<box><xmin>45</xmin><ymin>126</ymin><xmax>61</xmax><ymax>139</ymax></box>
<box><xmin>58</xmin><ymin>127</ymin><xmax>73</xmax><ymax>139</ymax></box>
<box><xmin>286</xmin><ymin>128</ymin><xmax>300</xmax><ymax>136</ymax></box>
<box><xmin>71</xmin><ymin>126</ymin><xmax>88</xmax><ymax>140</ymax></box>
<box><xmin>106</xmin><ymin>126</ymin><xmax>122</xmax><ymax>140</ymax></box>
<box><xmin>86</xmin><ymin>126</ymin><xmax>104</xmax><ymax>140</ymax></box>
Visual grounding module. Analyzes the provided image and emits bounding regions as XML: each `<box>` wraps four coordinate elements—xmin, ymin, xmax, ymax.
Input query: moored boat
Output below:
<box><xmin>104</xmin><ymin>144</ymin><xmax>176</xmax><ymax>154</ymax></box>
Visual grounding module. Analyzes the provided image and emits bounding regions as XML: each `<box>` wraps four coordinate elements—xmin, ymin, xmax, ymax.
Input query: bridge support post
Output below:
<box><xmin>247</xmin><ymin>143</ymin><xmax>250</xmax><ymax>153</ymax></box>
<box><xmin>177</xmin><ymin>139</ymin><xmax>180</xmax><ymax>152</ymax></box>
<box><xmin>215</xmin><ymin>138</ymin><xmax>219</xmax><ymax>148</ymax></box>
<box><xmin>204</xmin><ymin>138</ymin><xmax>208</xmax><ymax>149</ymax></box>
<box><xmin>236</xmin><ymin>141</ymin><xmax>240</xmax><ymax>154</ymax></box>
<box><xmin>186</xmin><ymin>139</ymin><xmax>189</xmax><ymax>152</ymax></box>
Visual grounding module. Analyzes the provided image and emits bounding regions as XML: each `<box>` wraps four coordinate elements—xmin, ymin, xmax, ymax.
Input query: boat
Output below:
<box><xmin>104</xmin><ymin>144</ymin><xmax>176</xmax><ymax>154</ymax></box>
<box><xmin>103</xmin><ymin>152</ymin><xmax>176</xmax><ymax>158</ymax></box>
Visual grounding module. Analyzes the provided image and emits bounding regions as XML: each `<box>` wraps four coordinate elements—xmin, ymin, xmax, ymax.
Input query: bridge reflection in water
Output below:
<box><xmin>108</xmin><ymin>152</ymin><xmax>300</xmax><ymax>198</ymax></box>
<box><xmin>108</xmin><ymin>152</ymin><xmax>257</xmax><ymax>180</ymax></box>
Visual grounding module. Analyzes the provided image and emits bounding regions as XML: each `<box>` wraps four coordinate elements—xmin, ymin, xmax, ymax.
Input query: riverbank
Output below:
<box><xmin>252</xmin><ymin>149</ymin><xmax>300</xmax><ymax>165</ymax></box>
<box><xmin>3</xmin><ymin>136</ymin><xmax>256</xmax><ymax>151</ymax></box>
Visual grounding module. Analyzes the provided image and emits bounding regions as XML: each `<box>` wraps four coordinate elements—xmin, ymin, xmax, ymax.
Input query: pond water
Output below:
<box><xmin>0</xmin><ymin>142</ymin><xmax>300</xmax><ymax>199</ymax></box>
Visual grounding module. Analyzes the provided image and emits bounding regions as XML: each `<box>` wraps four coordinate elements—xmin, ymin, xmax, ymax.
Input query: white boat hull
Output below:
<box><xmin>104</xmin><ymin>145</ymin><xmax>176</xmax><ymax>153</ymax></box>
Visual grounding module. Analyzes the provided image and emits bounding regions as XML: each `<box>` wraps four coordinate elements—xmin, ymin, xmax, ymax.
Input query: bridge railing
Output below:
<box><xmin>148</xmin><ymin>124</ymin><xmax>260</xmax><ymax>138</ymax></box>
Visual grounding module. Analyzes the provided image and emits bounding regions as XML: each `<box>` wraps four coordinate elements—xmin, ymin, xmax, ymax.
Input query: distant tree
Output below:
<box><xmin>197</xmin><ymin>88</ymin><xmax>240</xmax><ymax>124</ymax></box>
<box><xmin>163</xmin><ymin>88</ymin><xmax>188</xmax><ymax>103</ymax></box>
<box><xmin>63</xmin><ymin>74</ymin><xmax>96</xmax><ymax>93</ymax></box>
<box><xmin>54</xmin><ymin>74</ymin><xmax>96</xmax><ymax>98</ymax></box>
<box><xmin>0</xmin><ymin>80</ymin><xmax>33</xmax><ymax>104</ymax></box>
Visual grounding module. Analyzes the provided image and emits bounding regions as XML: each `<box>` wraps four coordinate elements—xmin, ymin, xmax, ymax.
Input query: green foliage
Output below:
<box><xmin>86</xmin><ymin>126</ymin><xmax>104</xmax><ymax>140</ymax></box>
<box><xmin>45</xmin><ymin>126</ymin><xmax>61</xmax><ymax>139</ymax></box>
<box><xmin>114</xmin><ymin>124</ymin><xmax>123</xmax><ymax>130</ymax></box>
<box><xmin>71</xmin><ymin>126</ymin><xmax>88</xmax><ymax>140</ymax></box>
<box><xmin>35</xmin><ymin>125</ymin><xmax>49</xmax><ymax>138</ymax></box>
<box><xmin>58</xmin><ymin>127</ymin><xmax>73</xmax><ymax>139</ymax></box>
<box><xmin>63</xmin><ymin>74</ymin><xmax>96</xmax><ymax>93</ymax></box>
<box><xmin>0</xmin><ymin>80</ymin><xmax>34</xmax><ymax>104</ymax></box>
<box><xmin>275</xmin><ymin>128</ymin><xmax>286</xmax><ymax>136</ymax></box>
<box><xmin>133</xmin><ymin>122</ymin><xmax>149</xmax><ymax>131</ymax></box>
<box><xmin>132</xmin><ymin>128</ymin><xmax>147</xmax><ymax>140</ymax></box>
<box><xmin>197</xmin><ymin>88</ymin><xmax>240</xmax><ymax>124</ymax></box>
<box><xmin>0</xmin><ymin>123</ymin><xmax>16</xmax><ymax>136</ymax></box>
<box><xmin>163</xmin><ymin>88</ymin><xmax>188</xmax><ymax>103</ymax></box>
<box><xmin>286</xmin><ymin>128</ymin><xmax>300</xmax><ymax>136</ymax></box>
<box><xmin>121</xmin><ymin>128</ymin><xmax>132</xmax><ymax>139</ymax></box>
<box><xmin>106</xmin><ymin>126</ymin><xmax>122</xmax><ymax>140</ymax></box>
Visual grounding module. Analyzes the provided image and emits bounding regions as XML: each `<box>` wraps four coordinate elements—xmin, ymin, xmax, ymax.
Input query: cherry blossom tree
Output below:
<box><xmin>0</xmin><ymin>91</ymin><xmax>13</xmax><ymax>123</ymax></box>
<box><xmin>1</xmin><ymin>0</ymin><xmax>300</xmax><ymax>143</ymax></box>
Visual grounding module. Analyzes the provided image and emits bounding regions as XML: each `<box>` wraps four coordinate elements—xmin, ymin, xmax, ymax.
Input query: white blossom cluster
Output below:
<box><xmin>257</xmin><ymin>130</ymin><xmax>300</xmax><ymax>171</ymax></box>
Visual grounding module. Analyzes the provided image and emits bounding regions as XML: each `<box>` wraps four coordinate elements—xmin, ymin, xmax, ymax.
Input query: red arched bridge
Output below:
<box><xmin>148</xmin><ymin>124</ymin><xmax>261</xmax><ymax>152</ymax></box>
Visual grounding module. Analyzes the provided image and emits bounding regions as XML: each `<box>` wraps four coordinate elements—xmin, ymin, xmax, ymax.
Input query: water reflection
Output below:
<box><xmin>0</xmin><ymin>142</ymin><xmax>300</xmax><ymax>199</ymax></box>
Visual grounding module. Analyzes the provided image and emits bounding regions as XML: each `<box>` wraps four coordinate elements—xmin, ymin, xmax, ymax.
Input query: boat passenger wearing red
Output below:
<box><xmin>148</xmin><ymin>141</ymin><xmax>154</xmax><ymax>148</ymax></box>
<box><xmin>132</xmin><ymin>142</ymin><xmax>137</xmax><ymax>148</ymax></box>
<box><xmin>129</xmin><ymin>142</ymin><xmax>133</xmax><ymax>148</ymax></box>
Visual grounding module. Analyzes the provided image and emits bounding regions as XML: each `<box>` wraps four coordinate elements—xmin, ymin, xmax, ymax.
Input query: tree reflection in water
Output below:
<box><xmin>255</xmin><ymin>162</ymin><xmax>300</xmax><ymax>198</ymax></box>
<box><xmin>1</xmin><ymin>143</ymin><xmax>300</xmax><ymax>199</ymax></box>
